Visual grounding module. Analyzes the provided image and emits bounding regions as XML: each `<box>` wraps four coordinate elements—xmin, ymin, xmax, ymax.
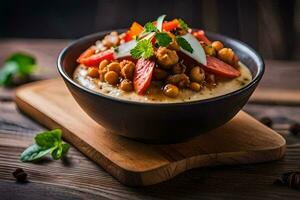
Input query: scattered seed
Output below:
<box><xmin>289</xmin><ymin>123</ymin><xmax>300</xmax><ymax>135</ymax></box>
<box><xmin>12</xmin><ymin>168</ymin><xmax>28</xmax><ymax>183</ymax></box>
<box><xmin>274</xmin><ymin>172</ymin><xmax>300</xmax><ymax>189</ymax></box>
<box><xmin>259</xmin><ymin>117</ymin><xmax>273</xmax><ymax>127</ymax></box>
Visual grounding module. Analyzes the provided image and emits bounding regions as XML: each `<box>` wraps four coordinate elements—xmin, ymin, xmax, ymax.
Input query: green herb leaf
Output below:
<box><xmin>0</xmin><ymin>52</ymin><xmax>36</xmax><ymax>87</ymax></box>
<box><xmin>51</xmin><ymin>143</ymin><xmax>70</xmax><ymax>160</ymax></box>
<box><xmin>178</xmin><ymin>18</ymin><xmax>189</xmax><ymax>31</ymax></box>
<box><xmin>155</xmin><ymin>32</ymin><xmax>172</xmax><ymax>47</ymax></box>
<box><xmin>61</xmin><ymin>143</ymin><xmax>70</xmax><ymax>156</ymax></box>
<box><xmin>130</xmin><ymin>39</ymin><xmax>154</xmax><ymax>59</ymax></box>
<box><xmin>156</xmin><ymin>14</ymin><xmax>166</xmax><ymax>32</ymax></box>
<box><xmin>35</xmin><ymin>129</ymin><xmax>62</xmax><ymax>148</ymax></box>
<box><xmin>51</xmin><ymin>144</ymin><xmax>63</xmax><ymax>160</ymax></box>
<box><xmin>144</xmin><ymin>22</ymin><xmax>158</xmax><ymax>33</ymax></box>
<box><xmin>0</xmin><ymin>62</ymin><xmax>19</xmax><ymax>86</ymax></box>
<box><xmin>176</xmin><ymin>36</ymin><xmax>193</xmax><ymax>53</ymax></box>
<box><xmin>20</xmin><ymin>144</ymin><xmax>54</xmax><ymax>162</ymax></box>
<box><xmin>20</xmin><ymin>129</ymin><xmax>70</xmax><ymax>162</ymax></box>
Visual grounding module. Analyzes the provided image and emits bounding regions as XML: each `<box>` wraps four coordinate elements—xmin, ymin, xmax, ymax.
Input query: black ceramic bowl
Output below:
<box><xmin>57</xmin><ymin>30</ymin><xmax>264</xmax><ymax>143</ymax></box>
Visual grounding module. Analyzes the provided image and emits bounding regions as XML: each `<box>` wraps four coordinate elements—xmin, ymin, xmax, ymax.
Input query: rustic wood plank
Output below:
<box><xmin>0</xmin><ymin>130</ymin><xmax>299</xmax><ymax>199</ymax></box>
<box><xmin>0</xmin><ymin>100</ymin><xmax>299</xmax><ymax>199</ymax></box>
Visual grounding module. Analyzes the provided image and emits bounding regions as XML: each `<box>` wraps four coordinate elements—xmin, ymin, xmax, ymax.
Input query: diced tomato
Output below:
<box><xmin>80</xmin><ymin>50</ymin><xmax>115</xmax><ymax>67</ymax></box>
<box><xmin>123</xmin><ymin>32</ymin><xmax>133</xmax><ymax>42</ymax></box>
<box><xmin>133</xmin><ymin>58</ymin><xmax>155</xmax><ymax>95</ymax></box>
<box><xmin>163</xmin><ymin>19</ymin><xmax>179</xmax><ymax>31</ymax></box>
<box><xmin>77</xmin><ymin>46</ymin><xmax>96</xmax><ymax>63</ymax></box>
<box><xmin>128</xmin><ymin>22</ymin><xmax>144</xmax><ymax>38</ymax></box>
<box><xmin>204</xmin><ymin>56</ymin><xmax>240</xmax><ymax>78</ymax></box>
<box><xmin>193</xmin><ymin>30</ymin><xmax>211</xmax><ymax>45</ymax></box>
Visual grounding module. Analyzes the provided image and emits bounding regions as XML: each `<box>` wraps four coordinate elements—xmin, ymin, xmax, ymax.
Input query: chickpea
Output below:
<box><xmin>107</xmin><ymin>62</ymin><xmax>121</xmax><ymax>75</ymax></box>
<box><xmin>163</xmin><ymin>84</ymin><xmax>179</xmax><ymax>98</ymax></box>
<box><xmin>87</xmin><ymin>67</ymin><xmax>99</xmax><ymax>78</ymax></box>
<box><xmin>120</xmin><ymin>60</ymin><xmax>135</xmax><ymax>80</ymax></box>
<box><xmin>166</xmin><ymin>74</ymin><xmax>190</xmax><ymax>88</ymax></box>
<box><xmin>190</xmin><ymin>66</ymin><xmax>205</xmax><ymax>83</ymax></box>
<box><xmin>190</xmin><ymin>82</ymin><xmax>201</xmax><ymax>92</ymax></box>
<box><xmin>99</xmin><ymin>68</ymin><xmax>107</xmax><ymax>82</ymax></box>
<box><xmin>120</xmin><ymin>60</ymin><xmax>134</xmax><ymax>69</ymax></box>
<box><xmin>156</xmin><ymin>47</ymin><xmax>179</xmax><ymax>69</ymax></box>
<box><xmin>119</xmin><ymin>79</ymin><xmax>133</xmax><ymax>92</ymax></box>
<box><xmin>218</xmin><ymin>48</ymin><xmax>239</xmax><ymax>67</ymax></box>
<box><xmin>104</xmin><ymin>71</ymin><xmax>119</xmax><ymax>85</ymax></box>
<box><xmin>167</xmin><ymin>32</ymin><xmax>180</xmax><ymax>51</ymax></box>
<box><xmin>153</xmin><ymin>68</ymin><xmax>168</xmax><ymax>80</ymax></box>
<box><xmin>212</xmin><ymin>41</ymin><xmax>224</xmax><ymax>51</ymax></box>
<box><xmin>172</xmin><ymin>63</ymin><xmax>186</xmax><ymax>74</ymax></box>
<box><xmin>203</xmin><ymin>45</ymin><xmax>216</xmax><ymax>56</ymax></box>
<box><xmin>99</xmin><ymin>59</ymin><xmax>109</xmax><ymax>71</ymax></box>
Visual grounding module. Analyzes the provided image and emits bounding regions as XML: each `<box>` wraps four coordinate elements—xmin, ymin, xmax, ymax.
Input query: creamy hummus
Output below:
<box><xmin>73</xmin><ymin>62</ymin><xmax>252</xmax><ymax>103</ymax></box>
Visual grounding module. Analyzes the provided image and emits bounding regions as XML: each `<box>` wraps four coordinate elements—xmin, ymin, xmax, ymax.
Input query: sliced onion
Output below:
<box><xmin>115</xmin><ymin>40</ymin><xmax>137</xmax><ymax>58</ymax></box>
<box><xmin>180</xmin><ymin>33</ymin><xmax>207</xmax><ymax>66</ymax></box>
<box><xmin>114</xmin><ymin>32</ymin><xmax>155</xmax><ymax>59</ymax></box>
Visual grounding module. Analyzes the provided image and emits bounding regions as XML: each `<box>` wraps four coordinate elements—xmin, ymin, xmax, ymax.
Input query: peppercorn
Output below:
<box><xmin>259</xmin><ymin>117</ymin><xmax>273</xmax><ymax>127</ymax></box>
<box><xmin>289</xmin><ymin>123</ymin><xmax>300</xmax><ymax>135</ymax></box>
<box><xmin>12</xmin><ymin>168</ymin><xmax>28</xmax><ymax>182</ymax></box>
<box><xmin>274</xmin><ymin>172</ymin><xmax>300</xmax><ymax>189</ymax></box>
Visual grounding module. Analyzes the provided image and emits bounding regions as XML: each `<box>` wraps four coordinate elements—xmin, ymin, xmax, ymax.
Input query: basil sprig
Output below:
<box><xmin>20</xmin><ymin>129</ymin><xmax>70</xmax><ymax>162</ymax></box>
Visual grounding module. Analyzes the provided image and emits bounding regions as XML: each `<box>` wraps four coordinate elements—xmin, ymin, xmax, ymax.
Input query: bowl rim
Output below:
<box><xmin>57</xmin><ymin>30</ymin><xmax>265</xmax><ymax>107</ymax></box>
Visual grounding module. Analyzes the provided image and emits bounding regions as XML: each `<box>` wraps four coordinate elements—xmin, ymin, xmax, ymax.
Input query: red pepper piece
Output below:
<box><xmin>163</xmin><ymin>19</ymin><xmax>179</xmax><ymax>31</ymax></box>
<box><xmin>204</xmin><ymin>56</ymin><xmax>240</xmax><ymax>78</ymax></box>
<box><xmin>80</xmin><ymin>50</ymin><xmax>114</xmax><ymax>67</ymax></box>
<box><xmin>133</xmin><ymin>58</ymin><xmax>155</xmax><ymax>95</ymax></box>
<box><xmin>77</xmin><ymin>46</ymin><xmax>96</xmax><ymax>63</ymax></box>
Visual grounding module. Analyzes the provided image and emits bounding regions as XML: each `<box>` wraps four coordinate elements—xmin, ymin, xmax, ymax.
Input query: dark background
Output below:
<box><xmin>0</xmin><ymin>0</ymin><xmax>299</xmax><ymax>60</ymax></box>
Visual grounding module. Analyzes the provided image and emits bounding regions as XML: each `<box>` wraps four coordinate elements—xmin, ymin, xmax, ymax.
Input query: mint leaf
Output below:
<box><xmin>7</xmin><ymin>53</ymin><xmax>36</xmax><ymax>74</ymax></box>
<box><xmin>0</xmin><ymin>52</ymin><xmax>37</xmax><ymax>87</ymax></box>
<box><xmin>176</xmin><ymin>36</ymin><xmax>193</xmax><ymax>53</ymax></box>
<box><xmin>0</xmin><ymin>62</ymin><xmax>19</xmax><ymax>86</ymax></box>
<box><xmin>61</xmin><ymin>143</ymin><xmax>70</xmax><ymax>156</ymax></box>
<box><xmin>51</xmin><ymin>143</ymin><xmax>70</xmax><ymax>160</ymax></box>
<box><xmin>51</xmin><ymin>144</ymin><xmax>63</xmax><ymax>160</ymax></box>
<box><xmin>178</xmin><ymin>18</ymin><xmax>189</xmax><ymax>31</ymax></box>
<box><xmin>20</xmin><ymin>129</ymin><xmax>70</xmax><ymax>162</ymax></box>
<box><xmin>144</xmin><ymin>22</ymin><xmax>158</xmax><ymax>33</ymax></box>
<box><xmin>130</xmin><ymin>39</ymin><xmax>154</xmax><ymax>59</ymax></box>
<box><xmin>35</xmin><ymin>129</ymin><xmax>62</xmax><ymax>148</ymax></box>
<box><xmin>20</xmin><ymin>144</ymin><xmax>54</xmax><ymax>162</ymax></box>
<box><xmin>155</xmin><ymin>32</ymin><xmax>172</xmax><ymax>47</ymax></box>
<box><xmin>156</xmin><ymin>14</ymin><xmax>166</xmax><ymax>32</ymax></box>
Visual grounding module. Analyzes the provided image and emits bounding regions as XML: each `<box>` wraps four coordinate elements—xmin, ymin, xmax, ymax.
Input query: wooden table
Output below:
<box><xmin>1</xmin><ymin>39</ymin><xmax>300</xmax><ymax>200</ymax></box>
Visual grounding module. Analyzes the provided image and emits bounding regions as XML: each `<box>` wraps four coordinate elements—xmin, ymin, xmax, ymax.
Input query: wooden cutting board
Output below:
<box><xmin>15</xmin><ymin>79</ymin><xmax>286</xmax><ymax>186</ymax></box>
<box><xmin>251</xmin><ymin>88</ymin><xmax>300</xmax><ymax>105</ymax></box>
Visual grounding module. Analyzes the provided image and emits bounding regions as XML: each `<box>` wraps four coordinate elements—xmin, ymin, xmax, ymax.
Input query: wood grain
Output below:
<box><xmin>0</xmin><ymin>101</ymin><xmax>300</xmax><ymax>199</ymax></box>
<box><xmin>14</xmin><ymin>79</ymin><xmax>286</xmax><ymax>186</ymax></box>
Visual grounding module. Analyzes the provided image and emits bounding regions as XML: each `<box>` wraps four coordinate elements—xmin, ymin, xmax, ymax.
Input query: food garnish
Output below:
<box><xmin>178</xmin><ymin>18</ymin><xmax>189</xmax><ymax>31</ymax></box>
<box><xmin>20</xmin><ymin>129</ymin><xmax>70</xmax><ymax>162</ymax></box>
<box><xmin>0</xmin><ymin>52</ymin><xmax>37</xmax><ymax>86</ymax></box>
<box><xmin>76</xmin><ymin>15</ymin><xmax>245</xmax><ymax>99</ymax></box>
